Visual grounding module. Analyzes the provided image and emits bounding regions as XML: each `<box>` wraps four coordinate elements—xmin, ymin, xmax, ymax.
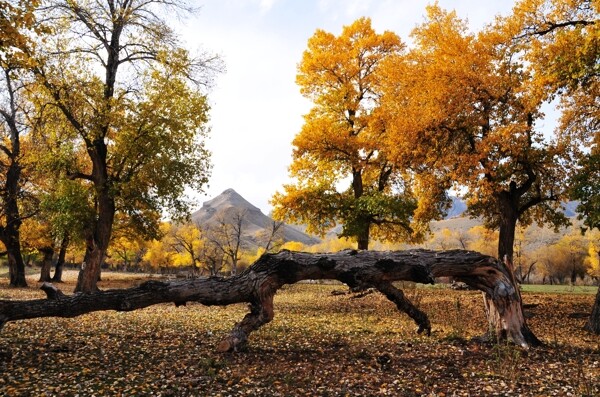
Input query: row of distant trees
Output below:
<box><xmin>141</xmin><ymin>210</ymin><xmax>286</xmax><ymax>277</ymax></box>
<box><xmin>12</xmin><ymin>208</ymin><xmax>287</xmax><ymax>279</ymax></box>
<box><xmin>426</xmin><ymin>225</ymin><xmax>600</xmax><ymax>286</ymax></box>
<box><xmin>25</xmin><ymin>212</ymin><xmax>592</xmax><ymax>287</ymax></box>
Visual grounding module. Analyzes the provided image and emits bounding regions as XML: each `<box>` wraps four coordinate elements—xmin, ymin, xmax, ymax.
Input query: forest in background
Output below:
<box><xmin>6</xmin><ymin>192</ymin><xmax>597</xmax><ymax>289</ymax></box>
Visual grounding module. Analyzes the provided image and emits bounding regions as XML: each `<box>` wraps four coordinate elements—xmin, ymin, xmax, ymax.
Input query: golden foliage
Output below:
<box><xmin>273</xmin><ymin>18</ymin><xmax>425</xmax><ymax>249</ymax></box>
<box><xmin>142</xmin><ymin>223</ymin><xmax>175</xmax><ymax>269</ymax></box>
<box><xmin>376</xmin><ymin>4</ymin><xmax>576</xmax><ymax>254</ymax></box>
<box><xmin>0</xmin><ymin>0</ymin><xmax>43</xmax><ymax>67</ymax></box>
<box><xmin>586</xmin><ymin>240</ymin><xmax>600</xmax><ymax>277</ymax></box>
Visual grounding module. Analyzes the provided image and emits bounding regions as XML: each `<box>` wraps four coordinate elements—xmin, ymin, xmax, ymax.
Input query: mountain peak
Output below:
<box><xmin>191</xmin><ymin>188</ymin><xmax>320</xmax><ymax>248</ymax></box>
<box><xmin>201</xmin><ymin>188</ymin><xmax>260</xmax><ymax>212</ymax></box>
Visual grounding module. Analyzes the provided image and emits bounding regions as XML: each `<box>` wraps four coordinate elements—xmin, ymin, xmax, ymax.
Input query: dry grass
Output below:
<box><xmin>0</xmin><ymin>272</ymin><xmax>599</xmax><ymax>396</ymax></box>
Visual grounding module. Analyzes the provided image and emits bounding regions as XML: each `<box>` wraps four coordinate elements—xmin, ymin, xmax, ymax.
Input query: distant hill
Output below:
<box><xmin>444</xmin><ymin>196</ymin><xmax>579</xmax><ymax>219</ymax></box>
<box><xmin>445</xmin><ymin>196</ymin><xmax>468</xmax><ymax>219</ymax></box>
<box><xmin>191</xmin><ymin>189</ymin><xmax>321</xmax><ymax>249</ymax></box>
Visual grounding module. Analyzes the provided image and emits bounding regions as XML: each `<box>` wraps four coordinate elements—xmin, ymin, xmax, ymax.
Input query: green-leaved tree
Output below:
<box><xmin>31</xmin><ymin>0</ymin><xmax>219</xmax><ymax>292</ymax></box>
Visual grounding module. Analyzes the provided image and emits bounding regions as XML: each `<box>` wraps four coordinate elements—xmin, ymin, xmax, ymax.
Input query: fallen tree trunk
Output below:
<box><xmin>0</xmin><ymin>249</ymin><xmax>541</xmax><ymax>351</ymax></box>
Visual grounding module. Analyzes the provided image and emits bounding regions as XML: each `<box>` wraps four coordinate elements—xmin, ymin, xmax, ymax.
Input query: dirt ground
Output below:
<box><xmin>0</xmin><ymin>273</ymin><xmax>598</xmax><ymax>396</ymax></box>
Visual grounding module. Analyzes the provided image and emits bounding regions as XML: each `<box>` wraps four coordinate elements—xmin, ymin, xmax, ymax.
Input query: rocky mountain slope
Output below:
<box><xmin>191</xmin><ymin>189</ymin><xmax>320</xmax><ymax>249</ymax></box>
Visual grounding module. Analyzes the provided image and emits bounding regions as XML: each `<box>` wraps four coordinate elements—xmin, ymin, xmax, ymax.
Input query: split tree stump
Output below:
<box><xmin>0</xmin><ymin>249</ymin><xmax>541</xmax><ymax>351</ymax></box>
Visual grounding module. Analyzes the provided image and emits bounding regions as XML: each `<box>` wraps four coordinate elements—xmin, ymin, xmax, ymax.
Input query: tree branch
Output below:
<box><xmin>526</xmin><ymin>19</ymin><xmax>596</xmax><ymax>37</ymax></box>
<box><xmin>66</xmin><ymin>171</ymin><xmax>94</xmax><ymax>182</ymax></box>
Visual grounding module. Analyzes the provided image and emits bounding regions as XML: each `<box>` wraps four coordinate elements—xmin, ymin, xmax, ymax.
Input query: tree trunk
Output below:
<box><xmin>0</xmin><ymin>70</ymin><xmax>27</xmax><ymax>288</ymax></box>
<box><xmin>230</xmin><ymin>257</ymin><xmax>238</xmax><ymax>276</ymax></box>
<box><xmin>356</xmin><ymin>219</ymin><xmax>370</xmax><ymax>250</ymax></box>
<box><xmin>3</xmin><ymin>224</ymin><xmax>27</xmax><ymax>287</ymax></box>
<box><xmin>585</xmin><ymin>287</ymin><xmax>600</xmax><ymax>334</ymax></box>
<box><xmin>75</xmin><ymin>245</ymin><xmax>106</xmax><ymax>293</ymax></box>
<box><xmin>0</xmin><ymin>249</ymin><xmax>540</xmax><ymax>351</ymax></box>
<box><xmin>351</xmin><ymin>167</ymin><xmax>370</xmax><ymax>251</ymax></box>
<box><xmin>3</xmin><ymin>163</ymin><xmax>27</xmax><ymax>288</ymax></box>
<box><xmin>74</xmin><ymin>182</ymin><xmax>115</xmax><ymax>293</ymax></box>
<box><xmin>6</xmin><ymin>247</ymin><xmax>27</xmax><ymax>288</ymax></box>
<box><xmin>483</xmin><ymin>191</ymin><xmax>521</xmax><ymax>340</ymax></box>
<box><xmin>497</xmin><ymin>199</ymin><xmax>518</xmax><ymax>262</ymax></box>
<box><xmin>52</xmin><ymin>235</ymin><xmax>69</xmax><ymax>283</ymax></box>
<box><xmin>38</xmin><ymin>247</ymin><xmax>54</xmax><ymax>282</ymax></box>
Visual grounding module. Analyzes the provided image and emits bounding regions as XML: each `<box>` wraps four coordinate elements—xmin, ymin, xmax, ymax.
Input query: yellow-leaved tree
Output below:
<box><xmin>586</xmin><ymin>240</ymin><xmax>600</xmax><ymax>279</ymax></box>
<box><xmin>19</xmin><ymin>216</ymin><xmax>54</xmax><ymax>282</ymax></box>
<box><xmin>272</xmin><ymin>18</ymin><xmax>431</xmax><ymax>250</ymax></box>
<box><xmin>170</xmin><ymin>223</ymin><xmax>204</xmax><ymax>273</ymax></box>
<box><xmin>510</xmin><ymin>0</ymin><xmax>600</xmax><ymax>333</ymax></box>
<box><xmin>142</xmin><ymin>223</ymin><xmax>176</xmax><ymax>270</ymax></box>
<box><xmin>0</xmin><ymin>0</ymin><xmax>45</xmax><ymax>287</ymax></box>
<box><xmin>377</xmin><ymin>5</ymin><xmax>579</xmax><ymax>345</ymax></box>
<box><xmin>383</xmin><ymin>5</ymin><xmax>573</xmax><ymax>264</ymax></box>
<box><xmin>108</xmin><ymin>235</ymin><xmax>145</xmax><ymax>271</ymax></box>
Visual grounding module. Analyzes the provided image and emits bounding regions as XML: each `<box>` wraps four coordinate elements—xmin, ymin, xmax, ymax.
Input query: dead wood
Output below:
<box><xmin>0</xmin><ymin>249</ymin><xmax>540</xmax><ymax>351</ymax></box>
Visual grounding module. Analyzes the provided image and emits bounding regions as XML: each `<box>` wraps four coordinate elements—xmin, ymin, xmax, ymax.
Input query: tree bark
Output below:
<box><xmin>481</xmin><ymin>189</ymin><xmax>521</xmax><ymax>340</ymax></box>
<box><xmin>5</xmin><ymin>242</ymin><xmax>26</xmax><ymax>287</ymax></box>
<box><xmin>585</xmin><ymin>287</ymin><xmax>600</xmax><ymax>334</ymax></box>
<box><xmin>351</xmin><ymin>167</ymin><xmax>371</xmax><ymax>251</ymax></box>
<box><xmin>74</xmin><ymin>182</ymin><xmax>115</xmax><ymax>293</ymax></box>
<box><xmin>0</xmin><ymin>249</ymin><xmax>540</xmax><ymax>351</ymax></box>
<box><xmin>4</xmin><ymin>226</ymin><xmax>27</xmax><ymax>288</ymax></box>
<box><xmin>0</xmin><ymin>68</ymin><xmax>27</xmax><ymax>288</ymax></box>
<box><xmin>75</xmin><ymin>244</ymin><xmax>106</xmax><ymax>293</ymax></box>
<box><xmin>52</xmin><ymin>235</ymin><xmax>69</xmax><ymax>283</ymax></box>
<box><xmin>1</xmin><ymin>155</ymin><xmax>27</xmax><ymax>288</ymax></box>
<box><xmin>356</xmin><ymin>221</ymin><xmax>370</xmax><ymax>250</ymax></box>
<box><xmin>38</xmin><ymin>247</ymin><xmax>54</xmax><ymax>282</ymax></box>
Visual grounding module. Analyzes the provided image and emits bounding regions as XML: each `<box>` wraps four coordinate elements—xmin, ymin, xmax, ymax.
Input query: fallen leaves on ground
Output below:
<box><xmin>0</xmin><ymin>275</ymin><xmax>598</xmax><ymax>396</ymax></box>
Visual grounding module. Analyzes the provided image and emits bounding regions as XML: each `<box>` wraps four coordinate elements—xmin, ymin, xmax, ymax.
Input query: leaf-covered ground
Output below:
<box><xmin>0</xmin><ymin>272</ymin><xmax>599</xmax><ymax>396</ymax></box>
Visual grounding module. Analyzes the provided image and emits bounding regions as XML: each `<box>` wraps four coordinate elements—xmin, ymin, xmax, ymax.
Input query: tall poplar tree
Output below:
<box><xmin>384</xmin><ymin>5</ymin><xmax>573</xmax><ymax>265</ymax></box>
<box><xmin>379</xmin><ymin>6</ymin><xmax>579</xmax><ymax>344</ymax></box>
<box><xmin>511</xmin><ymin>0</ymin><xmax>599</xmax><ymax>333</ymax></box>
<box><xmin>273</xmin><ymin>18</ymin><xmax>424</xmax><ymax>250</ymax></box>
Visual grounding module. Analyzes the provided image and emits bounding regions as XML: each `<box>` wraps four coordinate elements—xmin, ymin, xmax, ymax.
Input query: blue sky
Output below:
<box><xmin>179</xmin><ymin>0</ymin><xmax>516</xmax><ymax>214</ymax></box>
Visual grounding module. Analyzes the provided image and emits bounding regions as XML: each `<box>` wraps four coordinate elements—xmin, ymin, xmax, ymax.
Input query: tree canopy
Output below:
<box><xmin>27</xmin><ymin>0</ymin><xmax>219</xmax><ymax>291</ymax></box>
<box><xmin>380</xmin><ymin>5</ymin><xmax>575</xmax><ymax>262</ymax></box>
<box><xmin>272</xmin><ymin>18</ymin><xmax>427</xmax><ymax>250</ymax></box>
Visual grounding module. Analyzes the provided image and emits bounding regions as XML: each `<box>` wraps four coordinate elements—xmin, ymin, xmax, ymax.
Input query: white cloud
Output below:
<box><xmin>344</xmin><ymin>0</ymin><xmax>374</xmax><ymax>17</ymax></box>
<box><xmin>259</xmin><ymin>0</ymin><xmax>277</xmax><ymax>13</ymax></box>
